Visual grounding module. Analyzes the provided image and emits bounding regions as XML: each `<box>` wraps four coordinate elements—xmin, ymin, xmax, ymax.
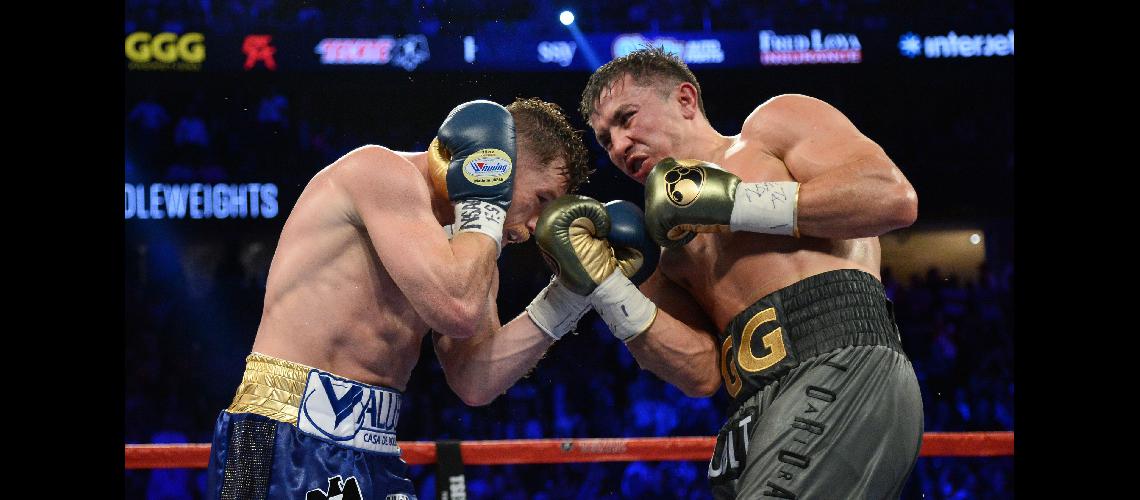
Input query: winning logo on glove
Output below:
<box><xmin>462</xmin><ymin>148</ymin><xmax>513</xmax><ymax>186</ymax></box>
<box><xmin>663</xmin><ymin>161</ymin><xmax>707</xmax><ymax>207</ymax></box>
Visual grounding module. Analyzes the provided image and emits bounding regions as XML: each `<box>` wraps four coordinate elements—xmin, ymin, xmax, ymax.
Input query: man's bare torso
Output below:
<box><xmin>251</xmin><ymin>147</ymin><xmax>438</xmax><ymax>390</ymax></box>
<box><xmin>659</xmin><ymin>133</ymin><xmax>880</xmax><ymax>332</ymax></box>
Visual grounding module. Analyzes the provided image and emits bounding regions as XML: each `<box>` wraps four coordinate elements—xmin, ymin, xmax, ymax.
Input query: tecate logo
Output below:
<box><xmin>315</xmin><ymin>35</ymin><xmax>430</xmax><ymax>70</ymax></box>
<box><xmin>316</xmin><ymin>38</ymin><xmax>395</xmax><ymax>64</ymax></box>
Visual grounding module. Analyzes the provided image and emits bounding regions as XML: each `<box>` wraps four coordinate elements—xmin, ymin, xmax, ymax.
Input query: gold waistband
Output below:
<box><xmin>225</xmin><ymin>352</ymin><xmax>313</xmax><ymax>424</ymax></box>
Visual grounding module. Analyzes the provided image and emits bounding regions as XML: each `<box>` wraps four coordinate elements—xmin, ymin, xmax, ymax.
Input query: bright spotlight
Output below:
<box><xmin>560</xmin><ymin>10</ymin><xmax>575</xmax><ymax>26</ymax></box>
<box><xmin>969</xmin><ymin>233</ymin><xmax>981</xmax><ymax>245</ymax></box>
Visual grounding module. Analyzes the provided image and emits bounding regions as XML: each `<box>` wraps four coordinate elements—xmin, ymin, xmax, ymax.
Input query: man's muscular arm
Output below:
<box><xmin>644</xmin><ymin>94</ymin><xmax>917</xmax><ymax>248</ymax></box>
<box><xmin>338</xmin><ymin>146</ymin><xmax>497</xmax><ymax>338</ymax></box>
<box><xmin>624</xmin><ymin>270</ymin><xmax>721</xmax><ymax>397</ymax></box>
<box><xmin>433</xmin><ymin>270</ymin><xmax>557</xmax><ymax>406</ymax></box>
<box><xmin>747</xmin><ymin>93</ymin><xmax>918</xmax><ymax>239</ymax></box>
<box><xmin>434</xmin><ymin>266</ymin><xmax>722</xmax><ymax>406</ymax></box>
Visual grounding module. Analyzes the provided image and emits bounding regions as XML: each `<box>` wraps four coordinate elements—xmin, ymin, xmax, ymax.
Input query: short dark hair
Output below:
<box><xmin>579</xmin><ymin>46</ymin><xmax>705</xmax><ymax>123</ymax></box>
<box><xmin>507</xmin><ymin>97</ymin><xmax>593</xmax><ymax>193</ymax></box>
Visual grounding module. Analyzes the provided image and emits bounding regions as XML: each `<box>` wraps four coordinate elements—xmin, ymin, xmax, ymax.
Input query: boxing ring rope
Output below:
<box><xmin>125</xmin><ymin>432</ymin><xmax>1012</xmax><ymax>470</ymax></box>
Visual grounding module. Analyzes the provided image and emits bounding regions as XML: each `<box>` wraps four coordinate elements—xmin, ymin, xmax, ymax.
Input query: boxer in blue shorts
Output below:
<box><xmin>210</xmin><ymin>354</ymin><xmax>411</xmax><ymax>499</ymax></box>
<box><xmin>207</xmin><ymin>98</ymin><xmax>596</xmax><ymax>499</ymax></box>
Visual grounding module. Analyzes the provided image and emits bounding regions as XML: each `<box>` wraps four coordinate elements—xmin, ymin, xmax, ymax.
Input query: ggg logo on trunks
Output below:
<box><xmin>297</xmin><ymin>371</ymin><xmax>402</xmax><ymax>454</ymax></box>
<box><xmin>662</xmin><ymin>160</ymin><xmax>707</xmax><ymax>208</ymax></box>
<box><xmin>462</xmin><ymin>148</ymin><xmax>512</xmax><ymax>186</ymax></box>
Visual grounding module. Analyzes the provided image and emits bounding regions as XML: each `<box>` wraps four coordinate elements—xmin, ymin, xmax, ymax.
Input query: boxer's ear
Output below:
<box><xmin>674</xmin><ymin>82</ymin><xmax>700</xmax><ymax>120</ymax></box>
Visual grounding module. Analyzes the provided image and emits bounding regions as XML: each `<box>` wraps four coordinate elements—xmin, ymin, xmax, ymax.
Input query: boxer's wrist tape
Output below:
<box><xmin>526</xmin><ymin>276</ymin><xmax>592</xmax><ymax>340</ymax></box>
<box><xmin>453</xmin><ymin>200</ymin><xmax>506</xmax><ymax>253</ymax></box>
<box><xmin>729</xmin><ymin>182</ymin><xmax>801</xmax><ymax>237</ymax></box>
<box><xmin>590</xmin><ymin>268</ymin><xmax>657</xmax><ymax>343</ymax></box>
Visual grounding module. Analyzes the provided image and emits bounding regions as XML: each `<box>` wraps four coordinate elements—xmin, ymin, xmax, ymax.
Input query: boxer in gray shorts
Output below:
<box><xmin>707</xmin><ymin>270</ymin><xmax>922</xmax><ymax>499</ymax></box>
<box><xmin>575</xmin><ymin>45</ymin><xmax>925</xmax><ymax>498</ymax></box>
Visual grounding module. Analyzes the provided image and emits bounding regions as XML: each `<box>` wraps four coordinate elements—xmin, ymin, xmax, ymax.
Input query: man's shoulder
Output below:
<box><xmin>331</xmin><ymin>145</ymin><xmax>423</xmax><ymax>182</ymax></box>
<box><xmin>339</xmin><ymin>144</ymin><xmax>411</xmax><ymax>166</ymax></box>
<box><xmin>301</xmin><ymin>146</ymin><xmax>432</xmax><ymax>232</ymax></box>
<box><xmin>740</xmin><ymin>94</ymin><xmax>843</xmax><ymax>144</ymax></box>
<box><xmin>743</xmin><ymin>94</ymin><xmax>828</xmax><ymax>126</ymax></box>
<box><xmin>323</xmin><ymin>145</ymin><xmax>432</xmax><ymax>214</ymax></box>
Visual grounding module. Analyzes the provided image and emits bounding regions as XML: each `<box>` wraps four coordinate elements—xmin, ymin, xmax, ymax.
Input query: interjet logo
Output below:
<box><xmin>899</xmin><ymin>30</ymin><xmax>1015</xmax><ymax>59</ymax></box>
<box><xmin>899</xmin><ymin>33</ymin><xmax>922</xmax><ymax>58</ymax></box>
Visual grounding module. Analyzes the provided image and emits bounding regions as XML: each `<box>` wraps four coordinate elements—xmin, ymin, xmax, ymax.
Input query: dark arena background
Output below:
<box><xmin>124</xmin><ymin>1</ymin><xmax>1014</xmax><ymax>498</ymax></box>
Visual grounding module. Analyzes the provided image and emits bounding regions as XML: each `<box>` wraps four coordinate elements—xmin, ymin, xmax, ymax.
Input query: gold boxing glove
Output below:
<box><xmin>644</xmin><ymin>158</ymin><xmax>799</xmax><ymax>249</ymax></box>
<box><xmin>534</xmin><ymin>195</ymin><xmax>615</xmax><ymax>296</ymax></box>
<box><xmin>532</xmin><ymin>195</ymin><xmax>657</xmax><ymax>343</ymax></box>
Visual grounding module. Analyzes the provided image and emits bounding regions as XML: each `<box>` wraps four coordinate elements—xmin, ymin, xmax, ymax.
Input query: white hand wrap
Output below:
<box><xmin>590</xmin><ymin>268</ymin><xmax>658</xmax><ymax>343</ymax></box>
<box><xmin>729</xmin><ymin>182</ymin><xmax>801</xmax><ymax>237</ymax></box>
<box><xmin>453</xmin><ymin>200</ymin><xmax>506</xmax><ymax>253</ymax></box>
<box><xmin>526</xmin><ymin>276</ymin><xmax>592</xmax><ymax>340</ymax></box>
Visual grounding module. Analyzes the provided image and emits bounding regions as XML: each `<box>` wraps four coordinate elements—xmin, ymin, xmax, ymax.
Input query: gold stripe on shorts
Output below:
<box><xmin>225</xmin><ymin>352</ymin><xmax>312</xmax><ymax>424</ymax></box>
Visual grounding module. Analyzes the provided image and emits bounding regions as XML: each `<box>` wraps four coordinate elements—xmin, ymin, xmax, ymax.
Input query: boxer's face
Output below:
<box><xmin>589</xmin><ymin>73</ymin><xmax>686</xmax><ymax>185</ymax></box>
<box><xmin>502</xmin><ymin>145</ymin><xmax>568</xmax><ymax>245</ymax></box>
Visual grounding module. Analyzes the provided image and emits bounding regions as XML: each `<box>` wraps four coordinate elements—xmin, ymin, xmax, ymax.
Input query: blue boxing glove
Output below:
<box><xmin>428</xmin><ymin>100</ymin><xmax>517</xmax><ymax>250</ymax></box>
<box><xmin>604</xmin><ymin>200</ymin><xmax>661</xmax><ymax>286</ymax></box>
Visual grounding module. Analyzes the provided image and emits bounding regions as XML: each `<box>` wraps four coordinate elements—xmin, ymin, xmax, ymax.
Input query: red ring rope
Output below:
<box><xmin>125</xmin><ymin>432</ymin><xmax>1013</xmax><ymax>470</ymax></box>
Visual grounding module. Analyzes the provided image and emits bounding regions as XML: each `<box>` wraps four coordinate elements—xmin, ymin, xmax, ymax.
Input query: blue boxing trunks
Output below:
<box><xmin>207</xmin><ymin>352</ymin><xmax>417</xmax><ymax>500</ymax></box>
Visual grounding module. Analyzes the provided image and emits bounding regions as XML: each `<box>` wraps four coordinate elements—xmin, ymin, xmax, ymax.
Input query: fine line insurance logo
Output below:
<box><xmin>124</xmin><ymin>183</ymin><xmax>278</xmax><ymax>220</ymax></box>
<box><xmin>758</xmin><ymin>29</ymin><xmax>862</xmax><ymax>65</ymax></box>
<box><xmin>125</xmin><ymin>32</ymin><xmax>205</xmax><ymax>71</ymax></box>
<box><xmin>296</xmin><ymin>370</ymin><xmax>402</xmax><ymax>455</ymax></box>
<box><xmin>315</xmin><ymin>35</ymin><xmax>430</xmax><ymax>70</ymax></box>
<box><xmin>612</xmin><ymin>34</ymin><xmax>725</xmax><ymax>64</ymax></box>
<box><xmin>898</xmin><ymin>30</ymin><xmax>1015</xmax><ymax>59</ymax></box>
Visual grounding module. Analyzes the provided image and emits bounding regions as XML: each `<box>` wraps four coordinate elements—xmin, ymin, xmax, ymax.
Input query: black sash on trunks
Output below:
<box><xmin>717</xmin><ymin>268</ymin><xmax>904</xmax><ymax>417</ymax></box>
